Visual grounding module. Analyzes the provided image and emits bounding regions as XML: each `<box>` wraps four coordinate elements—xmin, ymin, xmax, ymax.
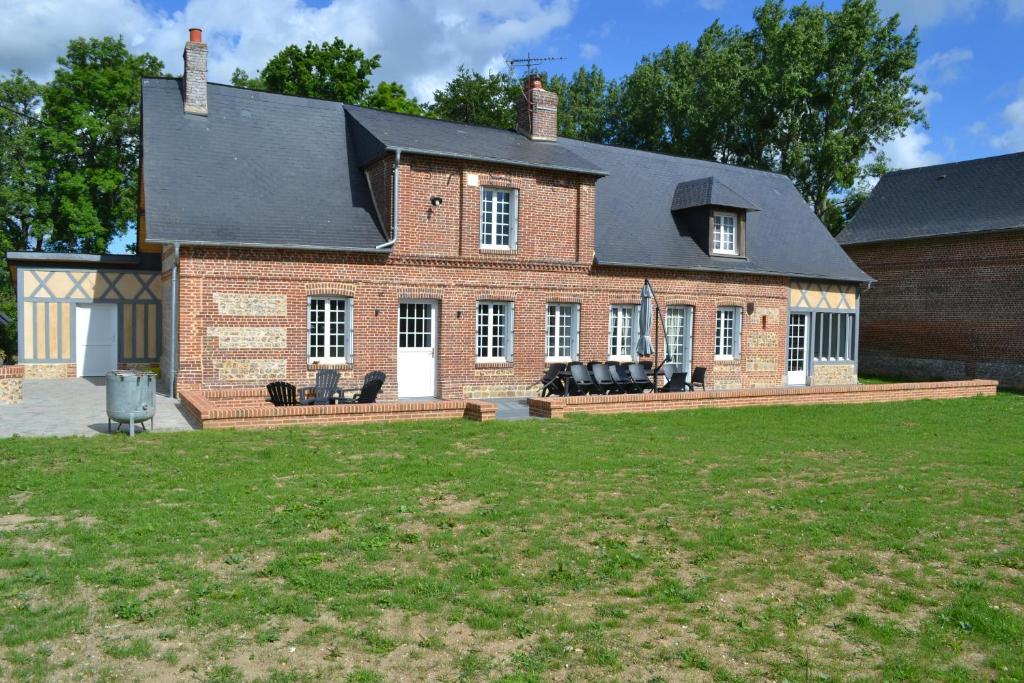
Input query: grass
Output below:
<box><xmin>1</xmin><ymin>394</ymin><xmax>1022</xmax><ymax>681</ymax></box>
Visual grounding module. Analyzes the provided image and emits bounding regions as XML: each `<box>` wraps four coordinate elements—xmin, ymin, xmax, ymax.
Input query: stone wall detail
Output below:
<box><xmin>22</xmin><ymin>363</ymin><xmax>75</xmax><ymax>380</ymax></box>
<box><xmin>214</xmin><ymin>359</ymin><xmax>287</xmax><ymax>382</ymax></box>
<box><xmin>811</xmin><ymin>363</ymin><xmax>857</xmax><ymax>386</ymax></box>
<box><xmin>208</xmin><ymin>327</ymin><xmax>287</xmax><ymax>349</ymax></box>
<box><xmin>0</xmin><ymin>366</ymin><xmax>24</xmax><ymax>404</ymax></box>
<box><xmin>212</xmin><ymin>293</ymin><xmax>287</xmax><ymax>317</ymax></box>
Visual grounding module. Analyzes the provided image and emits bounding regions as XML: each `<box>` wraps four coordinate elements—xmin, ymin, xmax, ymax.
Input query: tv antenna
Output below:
<box><xmin>506</xmin><ymin>53</ymin><xmax>565</xmax><ymax>76</ymax></box>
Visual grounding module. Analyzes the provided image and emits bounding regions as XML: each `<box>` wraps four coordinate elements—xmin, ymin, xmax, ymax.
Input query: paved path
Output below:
<box><xmin>0</xmin><ymin>378</ymin><xmax>194</xmax><ymax>438</ymax></box>
<box><xmin>485</xmin><ymin>397</ymin><xmax>536</xmax><ymax>421</ymax></box>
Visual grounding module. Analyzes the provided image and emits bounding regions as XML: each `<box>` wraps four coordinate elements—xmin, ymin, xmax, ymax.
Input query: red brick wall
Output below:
<box><xmin>844</xmin><ymin>230</ymin><xmax>1024</xmax><ymax>387</ymax></box>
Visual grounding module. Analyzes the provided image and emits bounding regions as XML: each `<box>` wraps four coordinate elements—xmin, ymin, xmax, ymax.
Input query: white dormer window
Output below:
<box><xmin>480</xmin><ymin>188</ymin><xmax>518</xmax><ymax>249</ymax></box>
<box><xmin>712</xmin><ymin>212</ymin><xmax>738</xmax><ymax>255</ymax></box>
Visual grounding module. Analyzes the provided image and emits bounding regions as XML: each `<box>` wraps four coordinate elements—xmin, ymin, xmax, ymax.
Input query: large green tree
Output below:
<box><xmin>41</xmin><ymin>37</ymin><xmax>164</xmax><ymax>252</ymax></box>
<box><xmin>232</xmin><ymin>38</ymin><xmax>424</xmax><ymax>114</ymax></box>
<box><xmin>548</xmin><ymin>66</ymin><xmax>618</xmax><ymax>143</ymax></box>
<box><xmin>0</xmin><ymin>70</ymin><xmax>49</xmax><ymax>253</ymax></box>
<box><xmin>615</xmin><ymin>0</ymin><xmax>924</xmax><ymax>228</ymax></box>
<box><xmin>428</xmin><ymin>67</ymin><xmax>520</xmax><ymax>129</ymax></box>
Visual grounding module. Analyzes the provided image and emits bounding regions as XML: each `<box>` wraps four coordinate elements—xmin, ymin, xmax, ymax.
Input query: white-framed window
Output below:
<box><xmin>476</xmin><ymin>301</ymin><xmax>513</xmax><ymax>362</ymax></box>
<box><xmin>813</xmin><ymin>312</ymin><xmax>856</xmax><ymax>362</ymax></box>
<box><xmin>665</xmin><ymin>305</ymin><xmax>694</xmax><ymax>368</ymax></box>
<box><xmin>715</xmin><ymin>306</ymin><xmax>742</xmax><ymax>359</ymax></box>
<box><xmin>480</xmin><ymin>187</ymin><xmax>517</xmax><ymax>249</ymax></box>
<box><xmin>712</xmin><ymin>212</ymin><xmax>739</xmax><ymax>256</ymax></box>
<box><xmin>308</xmin><ymin>296</ymin><xmax>351</xmax><ymax>363</ymax></box>
<box><xmin>608</xmin><ymin>305</ymin><xmax>637</xmax><ymax>359</ymax></box>
<box><xmin>546</xmin><ymin>303</ymin><xmax>579</xmax><ymax>361</ymax></box>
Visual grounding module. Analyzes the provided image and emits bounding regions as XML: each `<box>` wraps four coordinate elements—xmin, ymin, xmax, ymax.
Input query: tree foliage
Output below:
<box><xmin>232</xmin><ymin>38</ymin><xmax>424</xmax><ymax>114</ymax></box>
<box><xmin>547</xmin><ymin>66</ymin><xmax>618</xmax><ymax>143</ymax></box>
<box><xmin>615</xmin><ymin>0</ymin><xmax>924</xmax><ymax>222</ymax></box>
<box><xmin>0</xmin><ymin>70</ymin><xmax>49</xmax><ymax>253</ymax></box>
<box><xmin>428</xmin><ymin>67</ymin><xmax>520</xmax><ymax>129</ymax></box>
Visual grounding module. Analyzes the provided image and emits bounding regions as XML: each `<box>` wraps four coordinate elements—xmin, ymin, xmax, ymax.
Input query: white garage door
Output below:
<box><xmin>75</xmin><ymin>303</ymin><xmax>118</xmax><ymax>377</ymax></box>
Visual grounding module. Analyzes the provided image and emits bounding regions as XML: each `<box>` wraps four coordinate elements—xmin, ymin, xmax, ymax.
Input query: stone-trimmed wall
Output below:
<box><xmin>527</xmin><ymin>380</ymin><xmax>997</xmax><ymax>418</ymax></box>
<box><xmin>810</xmin><ymin>363</ymin><xmax>857</xmax><ymax>386</ymax></box>
<box><xmin>0</xmin><ymin>365</ymin><xmax>24</xmax><ymax>404</ymax></box>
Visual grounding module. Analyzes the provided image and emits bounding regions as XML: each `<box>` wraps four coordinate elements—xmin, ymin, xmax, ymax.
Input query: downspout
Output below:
<box><xmin>169</xmin><ymin>242</ymin><xmax>180</xmax><ymax>398</ymax></box>
<box><xmin>376</xmin><ymin>148</ymin><xmax>402</xmax><ymax>249</ymax></box>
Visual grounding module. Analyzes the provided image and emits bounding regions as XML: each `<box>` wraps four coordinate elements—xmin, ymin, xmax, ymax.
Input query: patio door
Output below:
<box><xmin>397</xmin><ymin>300</ymin><xmax>437</xmax><ymax>398</ymax></box>
<box><xmin>75</xmin><ymin>303</ymin><xmax>118</xmax><ymax>377</ymax></box>
<box><xmin>786</xmin><ymin>313</ymin><xmax>809</xmax><ymax>386</ymax></box>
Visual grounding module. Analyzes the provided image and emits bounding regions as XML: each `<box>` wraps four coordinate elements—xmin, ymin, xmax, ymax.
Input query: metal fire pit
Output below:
<box><xmin>106</xmin><ymin>371</ymin><xmax>156</xmax><ymax>436</ymax></box>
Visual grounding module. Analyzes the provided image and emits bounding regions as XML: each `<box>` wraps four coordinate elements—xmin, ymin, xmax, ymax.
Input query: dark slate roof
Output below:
<box><xmin>343</xmin><ymin>104</ymin><xmax>605</xmax><ymax>175</ymax></box>
<box><xmin>5</xmin><ymin>251</ymin><xmax>159</xmax><ymax>270</ymax></box>
<box><xmin>141</xmin><ymin>78</ymin><xmax>387</xmax><ymax>251</ymax></box>
<box><xmin>559</xmin><ymin>139</ymin><xmax>871</xmax><ymax>283</ymax></box>
<box><xmin>671</xmin><ymin>176</ymin><xmax>760</xmax><ymax>212</ymax></box>
<box><xmin>838</xmin><ymin>151</ymin><xmax>1024</xmax><ymax>245</ymax></box>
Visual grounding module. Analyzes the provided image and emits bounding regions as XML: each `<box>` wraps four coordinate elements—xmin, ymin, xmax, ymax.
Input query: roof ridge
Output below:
<box><xmin>881</xmin><ymin>149</ymin><xmax>1024</xmax><ymax>177</ymax></box>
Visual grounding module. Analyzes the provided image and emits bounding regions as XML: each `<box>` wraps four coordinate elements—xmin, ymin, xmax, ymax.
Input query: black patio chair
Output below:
<box><xmin>298</xmin><ymin>369</ymin><xmax>341</xmax><ymax>405</ymax></box>
<box><xmin>587</xmin><ymin>362</ymin><xmax>620</xmax><ymax>393</ymax></box>
<box><xmin>539</xmin><ymin>362</ymin><xmax>566</xmax><ymax>397</ymax></box>
<box><xmin>659</xmin><ymin>364</ymin><xmax>689</xmax><ymax>393</ymax></box>
<box><xmin>567</xmin><ymin>362</ymin><xmax>600</xmax><ymax>395</ymax></box>
<box><xmin>626</xmin><ymin>363</ymin><xmax>655</xmax><ymax>392</ymax></box>
<box><xmin>687</xmin><ymin>367</ymin><xmax>707</xmax><ymax>391</ymax></box>
<box><xmin>267</xmin><ymin>381</ymin><xmax>299</xmax><ymax>406</ymax></box>
<box><xmin>338</xmin><ymin>371</ymin><xmax>386</xmax><ymax>404</ymax></box>
<box><xmin>606</xmin><ymin>363</ymin><xmax>637</xmax><ymax>393</ymax></box>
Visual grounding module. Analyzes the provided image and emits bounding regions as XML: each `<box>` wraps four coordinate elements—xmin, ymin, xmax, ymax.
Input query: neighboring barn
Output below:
<box><xmin>838</xmin><ymin>152</ymin><xmax>1024</xmax><ymax>388</ymax></box>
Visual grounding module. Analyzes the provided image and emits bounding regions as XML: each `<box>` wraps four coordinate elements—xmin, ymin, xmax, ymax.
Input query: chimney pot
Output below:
<box><xmin>183</xmin><ymin>28</ymin><xmax>208</xmax><ymax>116</ymax></box>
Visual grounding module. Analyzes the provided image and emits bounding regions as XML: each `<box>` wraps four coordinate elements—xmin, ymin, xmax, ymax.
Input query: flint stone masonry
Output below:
<box><xmin>810</xmin><ymin>363</ymin><xmax>857</xmax><ymax>386</ymax></box>
<box><xmin>22</xmin><ymin>363</ymin><xmax>75</xmax><ymax>380</ymax></box>
<box><xmin>0</xmin><ymin>366</ymin><xmax>24</xmax><ymax>405</ymax></box>
<box><xmin>208</xmin><ymin>327</ymin><xmax>287</xmax><ymax>349</ymax></box>
<box><xmin>213</xmin><ymin>293</ymin><xmax>287</xmax><ymax>317</ymax></box>
<box><xmin>215</xmin><ymin>359</ymin><xmax>286</xmax><ymax>381</ymax></box>
<box><xmin>748</xmin><ymin>331</ymin><xmax>778</xmax><ymax>348</ymax></box>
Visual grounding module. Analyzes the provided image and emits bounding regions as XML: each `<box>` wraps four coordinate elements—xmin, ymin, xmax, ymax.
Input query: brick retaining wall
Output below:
<box><xmin>527</xmin><ymin>380</ymin><xmax>998</xmax><ymax>418</ymax></box>
<box><xmin>179</xmin><ymin>387</ymin><xmax>496</xmax><ymax>430</ymax></box>
<box><xmin>0</xmin><ymin>365</ymin><xmax>24</xmax><ymax>405</ymax></box>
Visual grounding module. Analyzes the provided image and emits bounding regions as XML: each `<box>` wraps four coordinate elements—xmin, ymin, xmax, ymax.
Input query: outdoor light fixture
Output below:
<box><xmin>746</xmin><ymin>302</ymin><xmax>755</xmax><ymax>315</ymax></box>
<box><xmin>430</xmin><ymin>196</ymin><xmax>443</xmax><ymax>207</ymax></box>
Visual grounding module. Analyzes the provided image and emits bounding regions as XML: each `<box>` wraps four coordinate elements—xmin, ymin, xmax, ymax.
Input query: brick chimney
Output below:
<box><xmin>182</xmin><ymin>28</ymin><xmax>207</xmax><ymax>116</ymax></box>
<box><xmin>515</xmin><ymin>74</ymin><xmax>557</xmax><ymax>141</ymax></box>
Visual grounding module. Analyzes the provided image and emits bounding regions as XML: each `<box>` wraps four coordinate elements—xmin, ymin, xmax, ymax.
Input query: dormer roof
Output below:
<box><xmin>671</xmin><ymin>176</ymin><xmax>761</xmax><ymax>212</ymax></box>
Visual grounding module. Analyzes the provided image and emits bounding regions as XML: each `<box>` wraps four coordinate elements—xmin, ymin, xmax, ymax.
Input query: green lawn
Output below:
<box><xmin>1</xmin><ymin>395</ymin><xmax>1022</xmax><ymax>682</ymax></box>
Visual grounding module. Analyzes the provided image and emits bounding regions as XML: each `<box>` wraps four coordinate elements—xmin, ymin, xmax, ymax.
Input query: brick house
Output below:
<box><xmin>837</xmin><ymin>152</ymin><xmax>1024</xmax><ymax>389</ymax></box>
<box><xmin>6</xmin><ymin>30</ymin><xmax>870</xmax><ymax>398</ymax></box>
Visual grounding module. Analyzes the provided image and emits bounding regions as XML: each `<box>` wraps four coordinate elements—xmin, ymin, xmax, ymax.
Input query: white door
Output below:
<box><xmin>397</xmin><ymin>300</ymin><xmax>437</xmax><ymax>398</ymax></box>
<box><xmin>786</xmin><ymin>313</ymin><xmax>809</xmax><ymax>386</ymax></box>
<box><xmin>76</xmin><ymin>303</ymin><xmax>119</xmax><ymax>377</ymax></box>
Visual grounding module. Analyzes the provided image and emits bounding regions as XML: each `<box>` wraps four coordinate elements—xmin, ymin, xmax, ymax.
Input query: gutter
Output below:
<box><xmin>376</xmin><ymin>148</ymin><xmax>402</xmax><ymax>250</ymax></box>
<box><xmin>169</xmin><ymin>242</ymin><xmax>180</xmax><ymax>398</ymax></box>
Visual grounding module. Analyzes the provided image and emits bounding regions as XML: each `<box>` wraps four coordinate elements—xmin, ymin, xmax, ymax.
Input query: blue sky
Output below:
<box><xmin>1</xmin><ymin>0</ymin><xmax>1022</xmax><ymax>253</ymax></box>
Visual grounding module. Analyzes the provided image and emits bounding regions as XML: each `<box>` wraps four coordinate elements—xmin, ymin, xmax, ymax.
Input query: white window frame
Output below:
<box><xmin>665</xmin><ymin>305</ymin><xmax>694</xmax><ymax>372</ymax></box>
<box><xmin>714</xmin><ymin>306</ymin><xmax>742</xmax><ymax>360</ymax></box>
<box><xmin>307</xmin><ymin>296</ymin><xmax>352</xmax><ymax>364</ymax></box>
<box><xmin>607</xmin><ymin>305</ymin><xmax>638</xmax><ymax>361</ymax></box>
<box><xmin>476</xmin><ymin>301</ymin><xmax>513</xmax><ymax>363</ymax></box>
<box><xmin>712</xmin><ymin>211</ymin><xmax>739</xmax><ymax>256</ymax></box>
<box><xmin>480</xmin><ymin>187</ymin><xmax>518</xmax><ymax>250</ymax></box>
<box><xmin>545</xmin><ymin>303</ymin><xmax>579</xmax><ymax>362</ymax></box>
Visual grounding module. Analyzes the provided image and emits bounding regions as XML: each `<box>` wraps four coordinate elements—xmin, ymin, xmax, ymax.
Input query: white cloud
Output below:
<box><xmin>0</xmin><ymin>0</ymin><xmax>576</xmax><ymax>101</ymax></box>
<box><xmin>697</xmin><ymin>0</ymin><xmax>725</xmax><ymax>9</ymax></box>
<box><xmin>882</xmin><ymin>127</ymin><xmax>943</xmax><ymax>169</ymax></box>
<box><xmin>876</xmin><ymin>0</ymin><xmax>982</xmax><ymax>27</ymax></box>
<box><xmin>580</xmin><ymin>42</ymin><xmax>599</xmax><ymax>60</ymax></box>
<box><xmin>968</xmin><ymin>120</ymin><xmax>988</xmax><ymax>135</ymax></box>
<box><xmin>1006</xmin><ymin>0</ymin><xmax>1024</xmax><ymax>19</ymax></box>
<box><xmin>918</xmin><ymin>47</ymin><xmax>973</xmax><ymax>84</ymax></box>
<box><xmin>990</xmin><ymin>94</ymin><xmax>1024</xmax><ymax>150</ymax></box>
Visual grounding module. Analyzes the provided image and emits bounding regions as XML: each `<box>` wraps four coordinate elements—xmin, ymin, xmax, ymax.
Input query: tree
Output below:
<box><xmin>41</xmin><ymin>37</ymin><xmax>164</xmax><ymax>252</ymax></box>
<box><xmin>233</xmin><ymin>39</ymin><xmax>423</xmax><ymax>114</ymax></box>
<box><xmin>0</xmin><ymin>70</ymin><xmax>50</xmax><ymax>252</ymax></box>
<box><xmin>614</xmin><ymin>0</ymin><xmax>924</xmax><ymax>222</ymax></box>
<box><xmin>548</xmin><ymin>66</ymin><xmax>617</xmax><ymax>143</ymax></box>
<box><xmin>429</xmin><ymin>67</ymin><xmax>520</xmax><ymax>128</ymax></box>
